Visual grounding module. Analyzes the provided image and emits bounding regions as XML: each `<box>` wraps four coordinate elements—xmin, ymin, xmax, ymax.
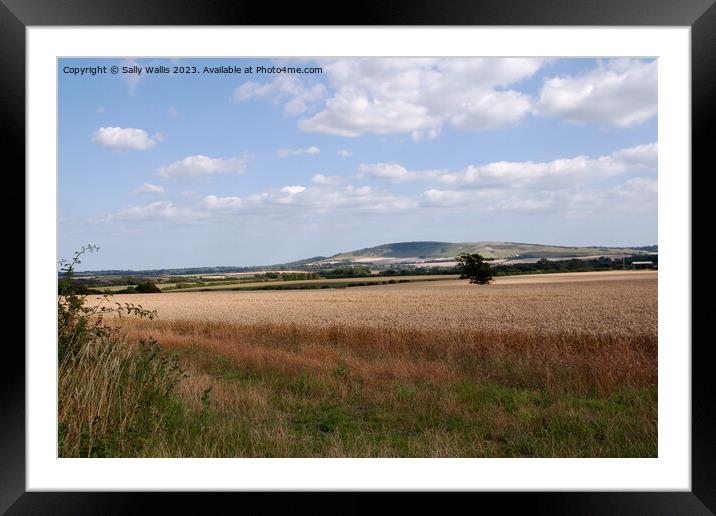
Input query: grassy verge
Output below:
<box><xmin>58</xmin><ymin>336</ymin><xmax>185</xmax><ymax>457</ymax></box>
<box><xmin>149</xmin><ymin>352</ymin><xmax>656</xmax><ymax>458</ymax></box>
<box><xmin>69</xmin><ymin>319</ymin><xmax>656</xmax><ymax>458</ymax></box>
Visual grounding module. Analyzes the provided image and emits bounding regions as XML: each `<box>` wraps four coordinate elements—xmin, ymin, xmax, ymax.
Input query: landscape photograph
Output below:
<box><xmin>58</xmin><ymin>57</ymin><xmax>657</xmax><ymax>458</ymax></box>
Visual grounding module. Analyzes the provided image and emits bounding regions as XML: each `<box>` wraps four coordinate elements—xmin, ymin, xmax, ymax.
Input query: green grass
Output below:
<box><xmin>83</xmin><ymin>345</ymin><xmax>656</xmax><ymax>458</ymax></box>
<box><xmin>161</xmin><ymin>275</ymin><xmax>457</xmax><ymax>292</ymax></box>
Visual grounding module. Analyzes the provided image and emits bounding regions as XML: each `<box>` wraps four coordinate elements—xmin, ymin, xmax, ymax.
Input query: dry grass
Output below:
<box><xmin>58</xmin><ymin>335</ymin><xmax>184</xmax><ymax>457</ymax></box>
<box><xmin>118</xmin><ymin>318</ymin><xmax>656</xmax><ymax>396</ymax></box>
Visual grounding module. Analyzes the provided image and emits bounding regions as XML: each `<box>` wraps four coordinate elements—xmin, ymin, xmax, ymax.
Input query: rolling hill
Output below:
<box><xmin>327</xmin><ymin>241</ymin><xmax>656</xmax><ymax>262</ymax></box>
<box><xmin>73</xmin><ymin>241</ymin><xmax>657</xmax><ymax>276</ymax></box>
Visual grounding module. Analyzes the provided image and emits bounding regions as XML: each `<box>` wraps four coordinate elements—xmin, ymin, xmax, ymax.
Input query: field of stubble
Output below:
<box><xmin>92</xmin><ymin>271</ymin><xmax>658</xmax><ymax>457</ymax></box>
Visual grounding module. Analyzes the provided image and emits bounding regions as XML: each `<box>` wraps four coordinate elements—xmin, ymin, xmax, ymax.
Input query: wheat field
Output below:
<box><xmin>101</xmin><ymin>271</ymin><xmax>657</xmax><ymax>336</ymax></box>
<box><xmin>88</xmin><ymin>271</ymin><xmax>657</xmax><ymax>457</ymax></box>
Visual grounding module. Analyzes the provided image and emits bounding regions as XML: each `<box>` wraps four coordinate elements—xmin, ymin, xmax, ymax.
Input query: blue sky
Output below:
<box><xmin>59</xmin><ymin>57</ymin><xmax>657</xmax><ymax>270</ymax></box>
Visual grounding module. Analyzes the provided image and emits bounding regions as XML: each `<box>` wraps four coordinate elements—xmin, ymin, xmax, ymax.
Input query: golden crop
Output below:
<box><xmin>99</xmin><ymin>271</ymin><xmax>657</xmax><ymax>338</ymax></box>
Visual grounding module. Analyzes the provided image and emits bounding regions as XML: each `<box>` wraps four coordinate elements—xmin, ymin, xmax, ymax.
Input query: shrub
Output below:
<box><xmin>135</xmin><ymin>281</ymin><xmax>162</xmax><ymax>293</ymax></box>
<box><xmin>58</xmin><ymin>245</ymin><xmax>158</xmax><ymax>360</ymax></box>
<box><xmin>321</xmin><ymin>266</ymin><xmax>372</xmax><ymax>278</ymax></box>
<box><xmin>58</xmin><ymin>245</ymin><xmax>183</xmax><ymax>457</ymax></box>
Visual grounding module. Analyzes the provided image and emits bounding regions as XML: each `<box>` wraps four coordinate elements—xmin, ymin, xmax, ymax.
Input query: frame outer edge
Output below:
<box><xmin>691</xmin><ymin>1</ymin><xmax>716</xmax><ymax>513</ymax></box>
<box><xmin>0</xmin><ymin>0</ymin><xmax>27</xmax><ymax>515</ymax></box>
<box><xmin>0</xmin><ymin>0</ymin><xmax>715</xmax><ymax>25</ymax></box>
<box><xmin>5</xmin><ymin>0</ymin><xmax>714</xmax><ymax>512</ymax></box>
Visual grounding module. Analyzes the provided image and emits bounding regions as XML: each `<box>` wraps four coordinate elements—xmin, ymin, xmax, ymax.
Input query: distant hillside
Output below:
<box><xmin>73</xmin><ymin>241</ymin><xmax>656</xmax><ymax>276</ymax></box>
<box><xmin>330</xmin><ymin>241</ymin><xmax>656</xmax><ymax>261</ymax></box>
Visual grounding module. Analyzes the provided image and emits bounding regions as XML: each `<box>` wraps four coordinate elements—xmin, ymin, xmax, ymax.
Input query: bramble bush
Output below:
<box><xmin>58</xmin><ymin>245</ymin><xmax>185</xmax><ymax>457</ymax></box>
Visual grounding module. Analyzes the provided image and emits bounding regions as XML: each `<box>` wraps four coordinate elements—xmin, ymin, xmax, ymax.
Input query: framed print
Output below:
<box><xmin>5</xmin><ymin>0</ymin><xmax>713</xmax><ymax>513</ymax></box>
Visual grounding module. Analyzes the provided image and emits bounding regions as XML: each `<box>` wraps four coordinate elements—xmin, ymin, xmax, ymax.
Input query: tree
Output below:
<box><xmin>456</xmin><ymin>253</ymin><xmax>494</xmax><ymax>285</ymax></box>
<box><xmin>135</xmin><ymin>281</ymin><xmax>162</xmax><ymax>293</ymax></box>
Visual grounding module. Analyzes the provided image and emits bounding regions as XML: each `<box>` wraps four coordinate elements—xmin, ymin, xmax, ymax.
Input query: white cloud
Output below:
<box><xmin>550</xmin><ymin>177</ymin><xmax>658</xmax><ymax>218</ymax></box>
<box><xmin>610</xmin><ymin>142</ymin><xmax>658</xmax><ymax>168</ymax></box>
<box><xmin>99</xmin><ymin>142</ymin><xmax>656</xmax><ymax>226</ymax></box>
<box><xmin>100</xmin><ymin>201</ymin><xmax>206</xmax><ymax>223</ymax></box>
<box><xmin>421</xmin><ymin>178</ymin><xmax>657</xmax><ymax>215</ymax></box>
<box><xmin>412</xmin><ymin>143</ymin><xmax>658</xmax><ymax>214</ymax></box>
<box><xmin>281</xmin><ymin>185</ymin><xmax>307</xmax><ymax>196</ymax></box>
<box><xmin>358</xmin><ymin>163</ymin><xmax>441</xmax><ymax>183</ymax></box>
<box><xmin>237</xmin><ymin>58</ymin><xmax>656</xmax><ymax>139</ymax></box>
<box><xmin>337</xmin><ymin>149</ymin><xmax>353</xmax><ymax>157</ymax></box>
<box><xmin>491</xmin><ymin>195</ymin><xmax>558</xmax><ymax>213</ymax></box>
<box><xmin>92</xmin><ymin>127</ymin><xmax>157</xmax><ymax>151</ymax></box>
<box><xmin>611</xmin><ymin>177</ymin><xmax>658</xmax><ymax>209</ymax></box>
<box><xmin>157</xmin><ymin>154</ymin><xmax>251</xmax><ymax>178</ymax></box>
<box><xmin>204</xmin><ymin>195</ymin><xmax>244</xmax><ymax>210</ymax></box>
<box><xmin>132</xmin><ymin>183</ymin><xmax>165</xmax><ymax>194</ymax></box>
<box><xmin>535</xmin><ymin>59</ymin><xmax>657</xmax><ymax>127</ymax></box>
<box><xmin>359</xmin><ymin>143</ymin><xmax>657</xmax><ymax>190</ymax></box>
<box><xmin>300</xmin><ymin>92</ymin><xmax>442</xmax><ymax>138</ymax></box>
<box><xmin>295</xmin><ymin>58</ymin><xmax>545</xmax><ymax>138</ymax></box>
<box><xmin>436</xmin><ymin>142</ymin><xmax>657</xmax><ymax>189</ymax></box>
<box><xmin>311</xmin><ymin>174</ymin><xmax>345</xmax><ymax>186</ymax></box>
<box><xmin>276</xmin><ymin>146</ymin><xmax>320</xmax><ymax>158</ymax></box>
<box><xmin>236</xmin><ymin>58</ymin><xmax>544</xmax><ymax>138</ymax></box>
<box><xmin>200</xmin><ymin>183</ymin><xmax>416</xmax><ymax>216</ymax></box>
<box><xmin>233</xmin><ymin>75</ymin><xmax>326</xmax><ymax>116</ymax></box>
<box><xmin>298</xmin><ymin>184</ymin><xmax>417</xmax><ymax>213</ymax></box>
<box><xmin>421</xmin><ymin>188</ymin><xmax>489</xmax><ymax>207</ymax></box>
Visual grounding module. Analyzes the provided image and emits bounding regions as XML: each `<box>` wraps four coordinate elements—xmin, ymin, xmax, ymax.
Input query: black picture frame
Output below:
<box><xmin>5</xmin><ymin>0</ymin><xmax>712</xmax><ymax>513</ymax></box>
